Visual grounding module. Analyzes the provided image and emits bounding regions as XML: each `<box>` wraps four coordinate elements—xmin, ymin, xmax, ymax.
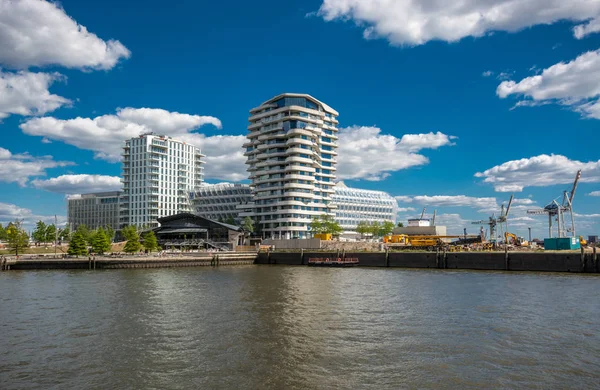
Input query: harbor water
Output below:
<box><xmin>1</xmin><ymin>267</ymin><xmax>599</xmax><ymax>389</ymax></box>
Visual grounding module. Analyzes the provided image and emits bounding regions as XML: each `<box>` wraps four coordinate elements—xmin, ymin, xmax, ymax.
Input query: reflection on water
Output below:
<box><xmin>1</xmin><ymin>267</ymin><xmax>599</xmax><ymax>389</ymax></box>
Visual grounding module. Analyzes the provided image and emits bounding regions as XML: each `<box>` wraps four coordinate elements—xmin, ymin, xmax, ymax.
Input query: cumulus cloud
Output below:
<box><xmin>317</xmin><ymin>0</ymin><xmax>600</xmax><ymax>46</ymax></box>
<box><xmin>497</xmin><ymin>49</ymin><xmax>600</xmax><ymax>118</ymax></box>
<box><xmin>0</xmin><ymin>202</ymin><xmax>66</xmax><ymax>230</ymax></box>
<box><xmin>475</xmin><ymin>154</ymin><xmax>600</xmax><ymax>192</ymax></box>
<box><xmin>336</xmin><ymin>127</ymin><xmax>455</xmax><ymax>181</ymax></box>
<box><xmin>589</xmin><ymin>191</ymin><xmax>600</xmax><ymax>196</ymax></box>
<box><xmin>20</xmin><ymin>107</ymin><xmax>247</xmax><ymax>181</ymax></box>
<box><xmin>482</xmin><ymin>71</ymin><xmax>494</xmax><ymax>77</ymax></box>
<box><xmin>0</xmin><ymin>147</ymin><xmax>72</xmax><ymax>186</ymax></box>
<box><xmin>573</xmin><ymin>17</ymin><xmax>600</xmax><ymax>39</ymax></box>
<box><xmin>0</xmin><ymin>0</ymin><xmax>130</xmax><ymax>70</ymax></box>
<box><xmin>31</xmin><ymin>174</ymin><xmax>122</xmax><ymax>194</ymax></box>
<box><xmin>0</xmin><ymin>70</ymin><xmax>71</xmax><ymax>119</ymax></box>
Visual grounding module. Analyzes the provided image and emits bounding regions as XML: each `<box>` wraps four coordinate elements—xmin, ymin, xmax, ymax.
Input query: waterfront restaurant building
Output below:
<box><xmin>243</xmin><ymin>93</ymin><xmax>339</xmax><ymax>240</ymax></box>
<box><xmin>152</xmin><ymin>213</ymin><xmax>244</xmax><ymax>251</ymax></box>
<box><xmin>121</xmin><ymin>133</ymin><xmax>205</xmax><ymax>229</ymax></box>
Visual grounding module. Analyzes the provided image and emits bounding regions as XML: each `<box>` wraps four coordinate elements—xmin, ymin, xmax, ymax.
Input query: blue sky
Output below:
<box><xmin>0</xmin><ymin>0</ymin><xmax>599</xmax><ymax>238</ymax></box>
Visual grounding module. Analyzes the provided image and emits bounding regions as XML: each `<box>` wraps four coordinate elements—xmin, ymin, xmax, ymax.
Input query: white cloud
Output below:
<box><xmin>574</xmin><ymin>17</ymin><xmax>600</xmax><ymax>39</ymax></box>
<box><xmin>475</xmin><ymin>154</ymin><xmax>600</xmax><ymax>192</ymax></box>
<box><xmin>337</xmin><ymin>127</ymin><xmax>455</xmax><ymax>181</ymax></box>
<box><xmin>31</xmin><ymin>174</ymin><xmax>122</xmax><ymax>194</ymax></box>
<box><xmin>0</xmin><ymin>202</ymin><xmax>66</xmax><ymax>230</ymax></box>
<box><xmin>0</xmin><ymin>70</ymin><xmax>71</xmax><ymax>119</ymax></box>
<box><xmin>20</xmin><ymin>107</ymin><xmax>247</xmax><ymax>181</ymax></box>
<box><xmin>482</xmin><ymin>71</ymin><xmax>494</xmax><ymax>77</ymax></box>
<box><xmin>497</xmin><ymin>49</ymin><xmax>600</xmax><ymax>119</ymax></box>
<box><xmin>589</xmin><ymin>191</ymin><xmax>600</xmax><ymax>196</ymax></box>
<box><xmin>397</xmin><ymin>207</ymin><xmax>416</xmax><ymax>213</ymax></box>
<box><xmin>317</xmin><ymin>0</ymin><xmax>600</xmax><ymax>46</ymax></box>
<box><xmin>0</xmin><ymin>0</ymin><xmax>130</xmax><ymax>70</ymax></box>
<box><xmin>0</xmin><ymin>147</ymin><xmax>72</xmax><ymax>186</ymax></box>
<box><xmin>407</xmin><ymin>195</ymin><xmax>499</xmax><ymax>211</ymax></box>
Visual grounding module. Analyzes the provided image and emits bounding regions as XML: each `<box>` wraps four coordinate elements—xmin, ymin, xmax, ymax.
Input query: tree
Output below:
<box><xmin>105</xmin><ymin>225</ymin><xmax>115</xmax><ymax>243</ymax></box>
<box><xmin>356</xmin><ymin>221</ymin><xmax>370</xmax><ymax>238</ymax></box>
<box><xmin>310</xmin><ymin>214</ymin><xmax>343</xmax><ymax>236</ymax></box>
<box><xmin>380</xmin><ymin>221</ymin><xmax>395</xmax><ymax>237</ymax></box>
<box><xmin>123</xmin><ymin>233</ymin><xmax>141</xmax><ymax>254</ymax></box>
<box><xmin>58</xmin><ymin>226</ymin><xmax>70</xmax><ymax>241</ymax></box>
<box><xmin>68</xmin><ymin>232</ymin><xmax>88</xmax><ymax>257</ymax></box>
<box><xmin>6</xmin><ymin>220</ymin><xmax>29</xmax><ymax>256</ymax></box>
<box><xmin>397</xmin><ymin>222</ymin><xmax>404</xmax><ymax>228</ymax></box>
<box><xmin>225</xmin><ymin>216</ymin><xmax>235</xmax><ymax>225</ymax></box>
<box><xmin>242</xmin><ymin>216</ymin><xmax>255</xmax><ymax>234</ymax></box>
<box><xmin>91</xmin><ymin>227</ymin><xmax>111</xmax><ymax>254</ymax></box>
<box><xmin>121</xmin><ymin>225</ymin><xmax>138</xmax><ymax>241</ymax></box>
<box><xmin>45</xmin><ymin>224</ymin><xmax>57</xmax><ymax>247</ymax></box>
<box><xmin>369</xmin><ymin>221</ymin><xmax>381</xmax><ymax>238</ymax></box>
<box><xmin>32</xmin><ymin>220</ymin><xmax>47</xmax><ymax>245</ymax></box>
<box><xmin>76</xmin><ymin>225</ymin><xmax>92</xmax><ymax>245</ymax></box>
<box><xmin>0</xmin><ymin>223</ymin><xmax>7</xmax><ymax>241</ymax></box>
<box><xmin>142</xmin><ymin>231</ymin><xmax>158</xmax><ymax>252</ymax></box>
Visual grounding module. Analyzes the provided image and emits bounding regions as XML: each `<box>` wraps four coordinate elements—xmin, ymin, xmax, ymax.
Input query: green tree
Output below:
<box><xmin>310</xmin><ymin>214</ymin><xmax>343</xmax><ymax>236</ymax></box>
<box><xmin>91</xmin><ymin>227</ymin><xmax>111</xmax><ymax>254</ymax></box>
<box><xmin>121</xmin><ymin>225</ymin><xmax>138</xmax><ymax>241</ymax></box>
<box><xmin>58</xmin><ymin>226</ymin><xmax>70</xmax><ymax>241</ymax></box>
<box><xmin>242</xmin><ymin>216</ymin><xmax>255</xmax><ymax>234</ymax></box>
<box><xmin>380</xmin><ymin>221</ymin><xmax>395</xmax><ymax>237</ymax></box>
<box><xmin>0</xmin><ymin>223</ymin><xmax>7</xmax><ymax>241</ymax></box>
<box><xmin>356</xmin><ymin>221</ymin><xmax>371</xmax><ymax>238</ymax></box>
<box><xmin>397</xmin><ymin>222</ymin><xmax>404</xmax><ymax>228</ymax></box>
<box><xmin>76</xmin><ymin>224</ymin><xmax>92</xmax><ymax>245</ymax></box>
<box><xmin>45</xmin><ymin>224</ymin><xmax>57</xmax><ymax>246</ymax></box>
<box><xmin>32</xmin><ymin>220</ymin><xmax>47</xmax><ymax>245</ymax></box>
<box><xmin>310</xmin><ymin>216</ymin><xmax>325</xmax><ymax>234</ymax></box>
<box><xmin>6</xmin><ymin>220</ymin><xmax>29</xmax><ymax>256</ymax></box>
<box><xmin>105</xmin><ymin>225</ymin><xmax>115</xmax><ymax>243</ymax></box>
<box><xmin>142</xmin><ymin>231</ymin><xmax>158</xmax><ymax>252</ymax></box>
<box><xmin>225</xmin><ymin>216</ymin><xmax>235</xmax><ymax>225</ymax></box>
<box><xmin>369</xmin><ymin>221</ymin><xmax>381</xmax><ymax>238</ymax></box>
<box><xmin>123</xmin><ymin>233</ymin><xmax>141</xmax><ymax>254</ymax></box>
<box><xmin>68</xmin><ymin>232</ymin><xmax>88</xmax><ymax>257</ymax></box>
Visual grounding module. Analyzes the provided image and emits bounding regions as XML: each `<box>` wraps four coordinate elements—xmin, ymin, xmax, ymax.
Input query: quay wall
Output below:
<box><xmin>262</xmin><ymin>249</ymin><xmax>599</xmax><ymax>273</ymax></box>
<box><xmin>1</xmin><ymin>253</ymin><xmax>256</xmax><ymax>271</ymax></box>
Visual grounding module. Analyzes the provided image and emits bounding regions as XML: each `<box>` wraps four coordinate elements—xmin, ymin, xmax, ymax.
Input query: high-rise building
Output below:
<box><xmin>332</xmin><ymin>182</ymin><xmax>398</xmax><ymax>232</ymax></box>
<box><xmin>244</xmin><ymin>93</ymin><xmax>339</xmax><ymax>239</ymax></box>
<box><xmin>191</xmin><ymin>183</ymin><xmax>253</xmax><ymax>223</ymax></box>
<box><xmin>121</xmin><ymin>133</ymin><xmax>205</xmax><ymax>228</ymax></box>
<box><xmin>67</xmin><ymin>192</ymin><xmax>123</xmax><ymax>231</ymax></box>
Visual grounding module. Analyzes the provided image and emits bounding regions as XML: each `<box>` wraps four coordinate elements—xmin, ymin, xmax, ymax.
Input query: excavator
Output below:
<box><xmin>504</xmin><ymin>232</ymin><xmax>529</xmax><ymax>247</ymax></box>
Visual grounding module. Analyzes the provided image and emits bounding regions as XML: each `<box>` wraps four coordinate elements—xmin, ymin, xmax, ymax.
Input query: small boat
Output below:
<box><xmin>307</xmin><ymin>257</ymin><xmax>359</xmax><ymax>267</ymax></box>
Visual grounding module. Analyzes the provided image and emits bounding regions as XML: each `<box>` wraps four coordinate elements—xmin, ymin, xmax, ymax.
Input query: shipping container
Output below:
<box><xmin>544</xmin><ymin>237</ymin><xmax>580</xmax><ymax>251</ymax></box>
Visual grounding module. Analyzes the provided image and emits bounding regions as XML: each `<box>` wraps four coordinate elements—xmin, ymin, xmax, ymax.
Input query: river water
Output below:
<box><xmin>1</xmin><ymin>267</ymin><xmax>599</xmax><ymax>389</ymax></box>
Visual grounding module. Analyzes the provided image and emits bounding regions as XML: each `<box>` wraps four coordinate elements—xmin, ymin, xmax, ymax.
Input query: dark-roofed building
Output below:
<box><xmin>153</xmin><ymin>213</ymin><xmax>244</xmax><ymax>251</ymax></box>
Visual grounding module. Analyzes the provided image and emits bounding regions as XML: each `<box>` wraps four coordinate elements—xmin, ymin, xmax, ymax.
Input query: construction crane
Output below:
<box><xmin>432</xmin><ymin>209</ymin><xmax>437</xmax><ymax>226</ymax></box>
<box><xmin>420</xmin><ymin>207</ymin><xmax>426</xmax><ymax>220</ymax></box>
<box><xmin>527</xmin><ymin>170</ymin><xmax>581</xmax><ymax>238</ymax></box>
<box><xmin>471</xmin><ymin>194</ymin><xmax>514</xmax><ymax>243</ymax></box>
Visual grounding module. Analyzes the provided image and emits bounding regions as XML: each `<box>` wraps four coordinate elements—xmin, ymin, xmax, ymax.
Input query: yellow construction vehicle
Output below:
<box><xmin>505</xmin><ymin>232</ymin><xmax>529</xmax><ymax>247</ymax></box>
<box><xmin>314</xmin><ymin>233</ymin><xmax>332</xmax><ymax>241</ymax></box>
<box><xmin>580</xmin><ymin>236</ymin><xmax>587</xmax><ymax>247</ymax></box>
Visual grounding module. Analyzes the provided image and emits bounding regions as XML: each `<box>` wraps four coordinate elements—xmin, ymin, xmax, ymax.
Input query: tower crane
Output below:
<box><xmin>471</xmin><ymin>194</ymin><xmax>514</xmax><ymax>243</ymax></box>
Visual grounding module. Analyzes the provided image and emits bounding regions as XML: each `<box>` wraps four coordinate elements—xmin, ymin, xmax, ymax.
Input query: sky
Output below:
<box><xmin>0</xmin><ymin>0</ymin><xmax>599</xmax><ymax>239</ymax></box>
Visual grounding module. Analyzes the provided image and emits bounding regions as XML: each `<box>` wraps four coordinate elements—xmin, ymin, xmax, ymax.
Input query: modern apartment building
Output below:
<box><xmin>332</xmin><ymin>182</ymin><xmax>398</xmax><ymax>232</ymax></box>
<box><xmin>191</xmin><ymin>183</ymin><xmax>253</xmax><ymax>223</ymax></box>
<box><xmin>67</xmin><ymin>192</ymin><xmax>123</xmax><ymax>231</ymax></box>
<box><xmin>121</xmin><ymin>133</ymin><xmax>205</xmax><ymax>228</ymax></box>
<box><xmin>244</xmin><ymin>93</ymin><xmax>339</xmax><ymax>239</ymax></box>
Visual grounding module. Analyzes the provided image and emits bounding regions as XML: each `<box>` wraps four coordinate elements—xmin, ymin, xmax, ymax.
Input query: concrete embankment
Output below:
<box><xmin>0</xmin><ymin>252</ymin><xmax>256</xmax><ymax>271</ymax></box>
<box><xmin>256</xmin><ymin>249</ymin><xmax>600</xmax><ymax>273</ymax></box>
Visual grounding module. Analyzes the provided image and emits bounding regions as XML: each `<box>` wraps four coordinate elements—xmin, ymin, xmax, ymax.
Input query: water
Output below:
<box><xmin>1</xmin><ymin>267</ymin><xmax>599</xmax><ymax>389</ymax></box>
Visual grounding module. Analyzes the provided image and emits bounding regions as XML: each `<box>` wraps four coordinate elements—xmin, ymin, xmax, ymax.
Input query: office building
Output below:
<box><xmin>121</xmin><ymin>133</ymin><xmax>205</xmax><ymax>228</ymax></box>
<box><xmin>332</xmin><ymin>182</ymin><xmax>398</xmax><ymax>232</ymax></box>
<box><xmin>67</xmin><ymin>192</ymin><xmax>123</xmax><ymax>231</ymax></box>
<box><xmin>244</xmin><ymin>93</ymin><xmax>339</xmax><ymax>239</ymax></box>
<box><xmin>191</xmin><ymin>183</ymin><xmax>253</xmax><ymax>223</ymax></box>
